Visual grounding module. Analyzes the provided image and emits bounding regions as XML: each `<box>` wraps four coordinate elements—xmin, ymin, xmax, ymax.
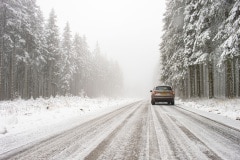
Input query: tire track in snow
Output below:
<box><xmin>2</xmin><ymin>101</ymin><xmax>240</xmax><ymax>160</ymax></box>
<box><xmin>1</xmin><ymin>101</ymin><xmax>142</xmax><ymax>160</ymax></box>
<box><xmin>50</xmin><ymin>101</ymin><xmax>143</xmax><ymax>160</ymax></box>
<box><xmin>161</xmin><ymin>105</ymin><xmax>240</xmax><ymax>160</ymax></box>
<box><xmin>148</xmin><ymin>105</ymin><xmax>161</xmax><ymax>160</ymax></box>
<box><xmin>154</xmin><ymin>106</ymin><xmax>210</xmax><ymax>159</ymax></box>
<box><xmin>84</xmin><ymin>102</ymin><xmax>149</xmax><ymax>160</ymax></box>
<box><xmin>56</xmin><ymin>101</ymin><xmax>143</xmax><ymax>159</ymax></box>
<box><xmin>150</xmin><ymin>105</ymin><xmax>174</xmax><ymax>159</ymax></box>
<box><xmin>161</xmin><ymin>107</ymin><xmax>222</xmax><ymax>160</ymax></box>
<box><xmin>175</xmin><ymin>105</ymin><xmax>240</xmax><ymax>144</ymax></box>
<box><xmin>83</xmin><ymin>103</ymin><xmax>144</xmax><ymax>159</ymax></box>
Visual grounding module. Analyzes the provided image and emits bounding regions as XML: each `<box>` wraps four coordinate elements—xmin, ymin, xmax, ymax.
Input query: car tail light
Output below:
<box><xmin>152</xmin><ymin>91</ymin><xmax>157</xmax><ymax>95</ymax></box>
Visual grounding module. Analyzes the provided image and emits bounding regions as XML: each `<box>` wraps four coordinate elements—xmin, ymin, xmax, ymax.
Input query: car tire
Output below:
<box><xmin>151</xmin><ymin>100</ymin><xmax>155</xmax><ymax>105</ymax></box>
<box><xmin>172</xmin><ymin>100</ymin><xmax>175</xmax><ymax>105</ymax></box>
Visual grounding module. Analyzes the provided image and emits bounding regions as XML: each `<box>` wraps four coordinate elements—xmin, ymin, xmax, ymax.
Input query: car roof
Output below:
<box><xmin>155</xmin><ymin>85</ymin><xmax>172</xmax><ymax>87</ymax></box>
<box><xmin>154</xmin><ymin>86</ymin><xmax>172</xmax><ymax>90</ymax></box>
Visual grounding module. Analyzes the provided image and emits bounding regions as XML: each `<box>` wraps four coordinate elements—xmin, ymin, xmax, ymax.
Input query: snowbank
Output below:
<box><xmin>0</xmin><ymin>96</ymin><xmax>137</xmax><ymax>136</ymax></box>
<box><xmin>177</xmin><ymin>98</ymin><xmax>240</xmax><ymax>121</ymax></box>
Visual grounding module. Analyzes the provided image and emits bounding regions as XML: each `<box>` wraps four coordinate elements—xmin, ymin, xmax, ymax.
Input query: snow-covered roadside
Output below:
<box><xmin>0</xmin><ymin>96</ymin><xmax>138</xmax><ymax>136</ymax></box>
<box><xmin>176</xmin><ymin>99</ymin><xmax>240</xmax><ymax>131</ymax></box>
<box><xmin>177</xmin><ymin>98</ymin><xmax>240</xmax><ymax>121</ymax></box>
<box><xmin>177</xmin><ymin>98</ymin><xmax>240</xmax><ymax>130</ymax></box>
<box><xmin>0</xmin><ymin>96</ymin><xmax>138</xmax><ymax>154</ymax></box>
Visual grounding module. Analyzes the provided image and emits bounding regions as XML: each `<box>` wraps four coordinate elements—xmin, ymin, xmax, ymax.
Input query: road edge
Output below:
<box><xmin>176</xmin><ymin>104</ymin><xmax>240</xmax><ymax>131</ymax></box>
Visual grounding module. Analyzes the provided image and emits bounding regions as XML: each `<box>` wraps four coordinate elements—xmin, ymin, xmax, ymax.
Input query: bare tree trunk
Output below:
<box><xmin>200</xmin><ymin>64</ymin><xmax>204</xmax><ymax>97</ymax></box>
<box><xmin>208</xmin><ymin>61</ymin><xmax>214</xmax><ymax>99</ymax></box>
<box><xmin>9</xmin><ymin>37</ymin><xmax>15</xmax><ymax>100</ymax></box>
<box><xmin>233</xmin><ymin>58</ymin><xmax>237</xmax><ymax>97</ymax></box>
<box><xmin>226</xmin><ymin>59</ymin><xmax>234</xmax><ymax>98</ymax></box>
<box><xmin>189</xmin><ymin>66</ymin><xmax>195</xmax><ymax>97</ymax></box>
<box><xmin>47</xmin><ymin>61</ymin><xmax>52</xmax><ymax>97</ymax></box>
<box><xmin>71</xmin><ymin>74</ymin><xmax>76</xmax><ymax>95</ymax></box>
<box><xmin>15</xmin><ymin>65</ymin><xmax>20</xmax><ymax>98</ymax></box>
<box><xmin>0</xmin><ymin>1</ymin><xmax>6</xmax><ymax>100</ymax></box>
<box><xmin>181</xmin><ymin>78</ymin><xmax>184</xmax><ymax>99</ymax></box>
<box><xmin>52</xmin><ymin>64</ymin><xmax>58</xmax><ymax>97</ymax></box>
<box><xmin>196</xmin><ymin>64</ymin><xmax>201</xmax><ymax>97</ymax></box>
<box><xmin>39</xmin><ymin>74</ymin><xmax>43</xmax><ymax>97</ymax></box>
<box><xmin>44</xmin><ymin>72</ymin><xmax>47</xmax><ymax>97</ymax></box>
<box><xmin>238</xmin><ymin>56</ymin><xmax>240</xmax><ymax>97</ymax></box>
<box><xmin>186</xmin><ymin>69</ymin><xmax>190</xmax><ymax>98</ymax></box>
<box><xmin>29</xmin><ymin>67</ymin><xmax>34</xmax><ymax>98</ymax></box>
<box><xmin>32</xmin><ymin>67</ymin><xmax>39</xmax><ymax>99</ymax></box>
<box><xmin>23</xmin><ymin>64</ymin><xmax>28</xmax><ymax>99</ymax></box>
<box><xmin>0</xmin><ymin>29</ymin><xmax>3</xmax><ymax>100</ymax></box>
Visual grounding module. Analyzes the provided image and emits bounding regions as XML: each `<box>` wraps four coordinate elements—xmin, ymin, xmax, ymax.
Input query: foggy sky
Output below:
<box><xmin>37</xmin><ymin>0</ymin><xmax>166</xmax><ymax>98</ymax></box>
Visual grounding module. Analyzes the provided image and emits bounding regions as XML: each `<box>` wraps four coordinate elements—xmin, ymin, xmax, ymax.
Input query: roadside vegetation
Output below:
<box><xmin>160</xmin><ymin>0</ymin><xmax>240</xmax><ymax>99</ymax></box>
<box><xmin>0</xmin><ymin>1</ymin><xmax>123</xmax><ymax>100</ymax></box>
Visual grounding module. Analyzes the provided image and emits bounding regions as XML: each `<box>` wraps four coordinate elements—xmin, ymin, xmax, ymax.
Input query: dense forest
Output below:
<box><xmin>0</xmin><ymin>0</ymin><xmax>123</xmax><ymax>100</ymax></box>
<box><xmin>160</xmin><ymin>0</ymin><xmax>240</xmax><ymax>99</ymax></box>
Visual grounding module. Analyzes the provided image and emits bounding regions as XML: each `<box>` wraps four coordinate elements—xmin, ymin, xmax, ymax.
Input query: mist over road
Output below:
<box><xmin>1</xmin><ymin>101</ymin><xmax>240</xmax><ymax>160</ymax></box>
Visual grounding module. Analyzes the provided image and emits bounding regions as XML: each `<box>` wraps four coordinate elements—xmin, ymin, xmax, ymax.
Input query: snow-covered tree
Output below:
<box><xmin>0</xmin><ymin>0</ymin><xmax>21</xmax><ymax>99</ymax></box>
<box><xmin>0</xmin><ymin>0</ymin><xmax>41</xmax><ymax>99</ymax></box>
<box><xmin>27</xmin><ymin>2</ymin><xmax>47</xmax><ymax>99</ymax></box>
<box><xmin>45</xmin><ymin>9</ymin><xmax>61</xmax><ymax>97</ymax></box>
<box><xmin>214</xmin><ymin>0</ymin><xmax>239</xmax><ymax>97</ymax></box>
<box><xmin>160</xmin><ymin>0</ymin><xmax>240</xmax><ymax>99</ymax></box>
<box><xmin>0</xmin><ymin>0</ymin><xmax>22</xmax><ymax>99</ymax></box>
<box><xmin>59</xmin><ymin>22</ymin><xmax>75</xmax><ymax>95</ymax></box>
<box><xmin>0</xmin><ymin>0</ymin><xmax>123</xmax><ymax>100</ymax></box>
<box><xmin>160</xmin><ymin>0</ymin><xmax>186</xmax><ymax>96</ymax></box>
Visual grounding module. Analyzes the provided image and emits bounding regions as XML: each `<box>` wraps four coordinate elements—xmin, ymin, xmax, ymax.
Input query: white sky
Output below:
<box><xmin>36</xmin><ymin>0</ymin><xmax>166</xmax><ymax>98</ymax></box>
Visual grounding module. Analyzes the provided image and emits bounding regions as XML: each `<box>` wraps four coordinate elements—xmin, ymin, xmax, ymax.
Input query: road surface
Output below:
<box><xmin>1</xmin><ymin>101</ymin><xmax>240</xmax><ymax>160</ymax></box>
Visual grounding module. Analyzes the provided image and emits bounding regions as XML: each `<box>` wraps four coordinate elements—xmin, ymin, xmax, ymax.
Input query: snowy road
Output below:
<box><xmin>1</xmin><ymin>101</ymin><xmax>240</xmax><ymax>160</ymax></box>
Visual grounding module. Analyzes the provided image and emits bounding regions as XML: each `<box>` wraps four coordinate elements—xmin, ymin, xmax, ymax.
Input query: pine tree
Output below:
<box><xmin>71</xmin><ymin>33</ymin><xmax>84</xmax><ymax>95</ymax></box>
<box><xmin>80</xmin><ymin>36</ymin><xmax>92</xmax><ymax>96</ymax></box>
<box><xmin>0</xmin><ymin>0</ymin><xmax>29</xmax><ymax>100</ymax></box>
<box><xmin>29</xmin><ymin>4</ymin><xmax>46</xmax><ymax>99</ymax></box>
<box><xmin>59</xmin><ymin>22</ymin><xmax>74</xmax><ymax>95</ymax></box>
<box><xmin>213</xmin><ymin>0</ymin><xmax>236</xmax><ymax>98</ymax></box>
<box><xmin>45</xmin><ymin>9</ymin><xmax>61</xmax><ymax>97</ymax></box>
<box><xmin>0</xmin><ymin>0</ymin><xmax>124</xmax><ymax>100</ymax></box>
<box><xmin>160</xmin><ymin>0</ymin><xmax>186</xmax><ymax>97</ymax></box>
<box><xmin>159</xmin><ymin>0</ymin><xmax>240</xmax><ymax>99</ymax></box>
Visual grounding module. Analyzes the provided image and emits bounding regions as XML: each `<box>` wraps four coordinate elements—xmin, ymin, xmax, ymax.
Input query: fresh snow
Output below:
<box><xmin>0</xmin><ymin>126</ymin><xmax>7</xmax><ymax>135</ymax></box>
<box><xmin>0</xmin><ymin>96</ymin><xmax>137</xmax><ymax>136</ymax></box>
<box><xmin>1</xmin><ymin>97</ymin><xmax>240</xmax><ymax>137</ymax></box>
<box><xmin>177</xmin><ymin>98</ymin><xmax>240</xmax><ymax>120</ymax></box>
<box><xmin>1</xmin><ymin>96</ymin><xmax>240</xmax><ymax>155</ymax></box>
<box><xmin>0</xmin><ymin>96</ymin><xmax>138</xmax><ymax>154</ymax></box>
<box><xmin>177</xmin><ymin>98</ymin><xmax>240</xmax><ymax>130</ymax></box>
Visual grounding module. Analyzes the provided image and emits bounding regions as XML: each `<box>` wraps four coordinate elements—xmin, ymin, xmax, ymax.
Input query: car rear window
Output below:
<box><xmin>156</xmin><ymin>86</ymin><xmax>172</xmax><ymax>91</ymax></box>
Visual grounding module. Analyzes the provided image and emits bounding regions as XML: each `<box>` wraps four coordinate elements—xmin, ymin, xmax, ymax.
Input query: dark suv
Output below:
<box><xmin>150</xmin><ymin>86</ymin><xmax>175</xmax><ymax>105</ymax></box>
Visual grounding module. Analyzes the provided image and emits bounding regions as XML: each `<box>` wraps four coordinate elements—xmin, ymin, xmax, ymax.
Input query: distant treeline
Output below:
<box><xmin>0</xmin><ymin>0</ymin><xmax>123</xmax><ymax>100</ymax></box>
<box><xmin>160</xmin><ymin>0</ymin><xmax>240</xmax><ymax>98</ymax></box>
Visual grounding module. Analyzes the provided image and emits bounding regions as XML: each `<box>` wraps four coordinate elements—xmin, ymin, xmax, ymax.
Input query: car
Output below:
<box><xmin>150</xmin><ymin>85</ymin><xmax>175</xmax><ymax>105</ymax></box>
